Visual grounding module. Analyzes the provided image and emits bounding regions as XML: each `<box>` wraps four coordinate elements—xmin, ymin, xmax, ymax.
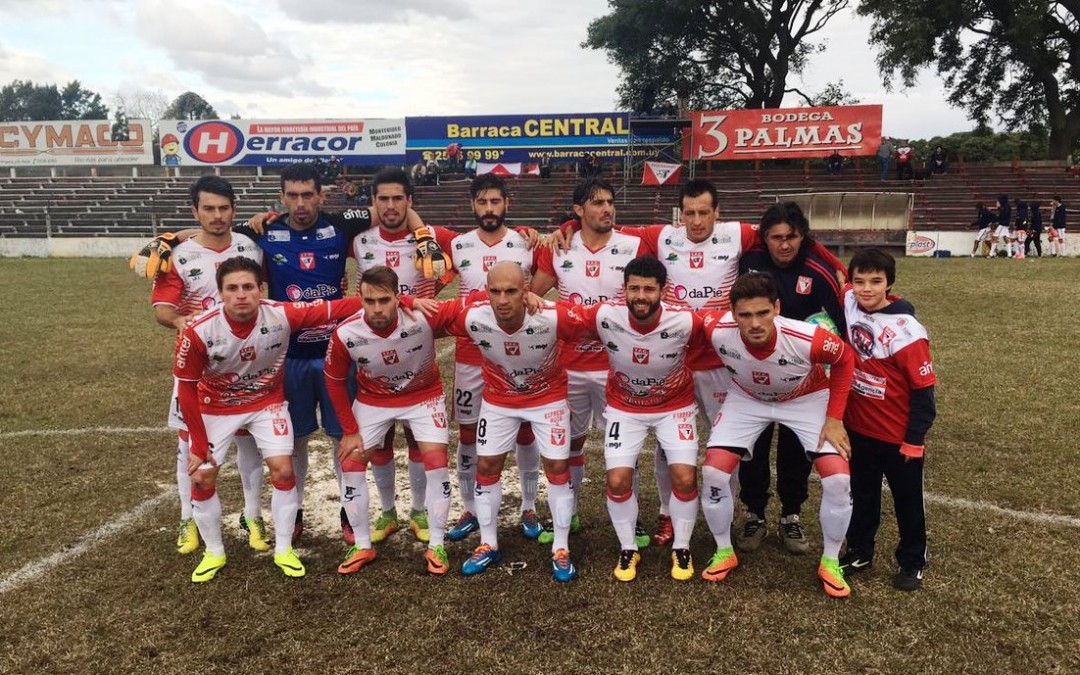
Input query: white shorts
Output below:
<box><xmin>993</xmin><ymin>225</ymin><xmax>1011</xmax><ymax>239</ymax></box>
<box><xmin>167</xmin><ymin>377</ymin><xmax>186</xmax><ymax>431</ymax></box>
<box><xmin>974</xmin><ymin>228</ymin><xmax>991</xmax><ymax>243</ymax></box>
<box><xmin>476</xmin><ymin>399</ymin><xmax>571</xmax><ymax>460</ymax></box>
<box><xmin>693</xmin><ymin>367</ymin><xmax>731</xmax><ymax>427</ymax></box>
<box><xmin>567</xmin><ymin>369</ymin><xmax>607</xmax><ymax>439</ymax></box>
<box><xmin>355</xmin><ymin>395</ymin><xmax>449</xmax><ymax>451</ymax></box>
<box><xmin>604</xmin><ymin>403</ymin><xmax>699</xmax><ymax>470</ymax></box>
<box><xmin>706</xmin><ymin>387</ymin><xmax>840</xmax><ymax>459</ymax></box>
<box><xmin>199</xmin><ymin>402</ymin><xmax>294</xmax><ymax>469</ymax></box>
<box><xmin>453</xmin><ymin>362</ymin><xmax>484</xmax><ymax>424</ymax></box>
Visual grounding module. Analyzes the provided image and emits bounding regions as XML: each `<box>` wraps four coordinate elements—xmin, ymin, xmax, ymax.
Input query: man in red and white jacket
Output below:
<box><xmin>701</xmin><ymin>272</ymin><xmax>855</xmax><ymax>598</ymax></box>
<box><xmin>840</xmin><ymin>248</ymin><xmax>937</xmax><ymax>592</ymax></box>
<box><xmin>174</xmin><ymin>256</ymin><xmax>361</xmax><ymax>583</ymax></box>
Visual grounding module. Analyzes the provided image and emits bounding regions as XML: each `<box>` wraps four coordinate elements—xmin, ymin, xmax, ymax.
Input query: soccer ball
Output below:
<box><xmin>805</xmin><ymin>310</ymin><xmax>839</xmax><ymax>335</ymax></box>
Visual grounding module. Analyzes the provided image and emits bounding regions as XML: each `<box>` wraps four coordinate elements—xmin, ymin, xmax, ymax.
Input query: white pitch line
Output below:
<box><xmin>0</xmin><ymin>489</ymin><xmax>172</xmax><ymax>595</ymax></box>
<box><xmin>0</xmin><ymin>426</ymin><xmax>170</xmax><ymax>439</ymax></box>
<box><xmin>925</xmin><ymin>492</ymin><xmax>1080</xmax><ymax>529</ymax></box>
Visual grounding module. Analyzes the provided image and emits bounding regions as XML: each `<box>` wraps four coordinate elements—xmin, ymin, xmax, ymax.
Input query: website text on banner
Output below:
<box><xmin>0</xmin><ymin>120</ymin><xmax>154</xmax><ymax>167</ymax></box>
<box><xmin>405</xmin><ymin>113</ymin><xmax>680</xmax><ymax>164</ymax></box>
<box><xmin>157</xmin><ymin>119</ymin><xmax>406</xmax><ymax>167</ymax></box>
<box><xmin>684</xmin><ymin>105</ymin><xmax>883</xmax><ymax>161</ymax></box>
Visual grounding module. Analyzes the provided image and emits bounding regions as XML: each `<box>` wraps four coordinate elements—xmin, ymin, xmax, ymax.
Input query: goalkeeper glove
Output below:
<box><xmin>129</xmin><ymin>232</ymin><xmax>179</xmax><ymax>279</ymax></box>
<box><xmin>413</xmin><ymin>226</ymin><xmax>453</xmax><ymax>280</ymax></box>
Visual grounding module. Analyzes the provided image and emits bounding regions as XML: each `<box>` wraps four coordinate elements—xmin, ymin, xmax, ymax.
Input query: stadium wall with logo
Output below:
<box><xmin>0</xmin><ymin>120</ymin><xmax>153</xmax><ymax>166</ymax></box>
<box><xmin>906</xmin><ymin>231</ymin><xmax>1076</xmax><ymax>256</ymax></box>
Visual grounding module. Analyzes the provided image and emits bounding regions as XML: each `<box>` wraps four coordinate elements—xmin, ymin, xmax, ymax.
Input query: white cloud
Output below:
<box><xmin>275</xmin><ymin>0</ymin><xmax>473</xmax><ymax>23</ymax></box>
<box><xmin>0</xmin><ymin>45</ymin><xmax>72</xmax><ymax>84</ymax></box>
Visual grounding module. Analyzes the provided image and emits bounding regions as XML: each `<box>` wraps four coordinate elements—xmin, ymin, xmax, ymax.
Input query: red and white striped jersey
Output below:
<box><xmin>703</xmin><ymin>312</ymin><xmax>853</xmax><ymax>417</ymax></box>
<box><xmin>351</xmin><ymin>225</ymin><xmax>457</xmax><ymax>299</ymax></box>
<box><xmin>534</xmin><ymin>230</ymin><xmax>649</xmax><ymax>372</ymax></box>
<box><xmin>586</xmin><ymin>302</ymin><xmax>704</xmax><ymax>413</ymax></box>
<box><xmin>325</xmin><ymin>301</ymin><xmax>458</xmax><ymax>407</ymax></box>
<box><xmin>842</xmin><ymin>288</ymin><xmax>936</xmax><ymax>444</ymax></box>
<box><xmin>151</xmin><ymin>235</ymin><xmax>262</xmax><ymax>316</ymax></box>
<box><xmin>449</xmin><ymin>228</ymin><xmax>536</xmax><ymax>366</ymax></box>
<box><xmin>174</xmin><ymin>297</ymin><xmax>361</xmax><ymax>414</ymax></box>
<box><xmin>449</xmin><ymin>301</ymin><xmax>591</xmax><ymax>408</ymax></box>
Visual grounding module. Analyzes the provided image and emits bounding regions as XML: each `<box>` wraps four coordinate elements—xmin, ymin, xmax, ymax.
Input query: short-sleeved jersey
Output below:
<box><xmin>352</xmin><ymin>225</ymin><xmax>457</xmax><ymax>299</ymax></box>
<box><xmin>534</xmin><ymin>230</ymin><xmax>649</xmax><ymax>371</ymax></box>
<box><xmin>703</xmin><ymin>312</ymin><xmax>851</xmax><ymax>418</ymax></box>
<box><xmin>449</xmin><ymin>228</ymin><xmax>536</xmax><ymax>365</ymax></box>
<box><xmin>325</xmin><ymin>301</ymin><xmax>459</xmax><ymax>408</ymax></box>
<box><xmin>842</xmin><ymin>288</ymin><xmax>937</xmax><ymax>444</ymax></box>
<box><xmin>235</xmin><ymin>210</ymin><xmax>372</xmax><ymax>360</ymax></box>
<box><xmin>174</xmin><ymin>297</ymin><xmax>361</xmax><ymax>415</ymax></box>
<box><xmin>151</xmin><ymin>235</ymin><xmax>262</xmax><ymax>316</ymax></box>
<box><xmin>449</xmin><ymin>301</ymin><xmax>591</xmax><ymax>408</ymax></box>
<box><xmin>588</xmin><ymin>302</ymin><xmax>703</xmax><ymax>413</ymax></box>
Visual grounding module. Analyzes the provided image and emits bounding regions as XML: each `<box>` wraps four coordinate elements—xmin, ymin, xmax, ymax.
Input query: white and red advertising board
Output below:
<box><xmin>0</xmin><ymin>119</ymin><xmax>153</xmax><ymax>166</ymax></box>
<box><xmin>684</xmin><ymin>105</ymin><xmax>883</xmax><ymax>161</ymax></box>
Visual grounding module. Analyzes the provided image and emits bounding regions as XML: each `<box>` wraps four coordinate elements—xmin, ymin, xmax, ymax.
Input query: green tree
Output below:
<box><xmin>858</xmin><ymin>0</ymin><xmax>1078</xmax><ymax>159</ymax></box>
<box><xmin>584</xmin><ymin>0</ymin><xmax>850</xmax><ymax>112</ymax></box>
<box><xmin>0</xmin><ymin>79</ymin><xmax>108</xmax><ymax>120</ymax></box>
<box><xmin>111</xmin><ymin>107</ymin><xmax>130</xmax><ymax>142</ymax></box>
<box><xmin>163</xmin><ymin>91</ymin><xmax>218</xmax><ymax>120</ymax></box>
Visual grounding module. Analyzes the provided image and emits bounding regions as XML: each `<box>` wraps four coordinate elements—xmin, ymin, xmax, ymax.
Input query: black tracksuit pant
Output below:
<box><xmin>845</xmin><ymin>429</ymin><xmax>928</xmax><ymax>571</ymax></box>
<box><xmin>739</xmin><ymin>423</ymin><xmax>811</xmax><ymax>519</ymax></box>
<box><xmin>1026</xmin><ymin>231</ymin><xmax>1042</xmax><ymax>256</ymax></box>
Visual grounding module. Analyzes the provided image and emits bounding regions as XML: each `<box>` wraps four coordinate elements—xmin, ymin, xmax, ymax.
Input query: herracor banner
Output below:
<box><xmin>684</xmin><ymin>105</ymin><xmax>883</xmax><ymax>161</ymax></box>
<box><xmin>158</xmin><ymin>118</ymin><xmax>406</xmax><ymax>166</ymax></box>
<box><xmin>0</xmin><ymin>119</ymin><xmax>153</xmax><ymax>166</ymax></box>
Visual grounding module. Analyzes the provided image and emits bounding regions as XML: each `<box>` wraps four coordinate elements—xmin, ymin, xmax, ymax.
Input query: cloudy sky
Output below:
<box><xmin>0</xmin><ymin>0</ymin><xmax>971</xmax><ymax>138</ymax></box>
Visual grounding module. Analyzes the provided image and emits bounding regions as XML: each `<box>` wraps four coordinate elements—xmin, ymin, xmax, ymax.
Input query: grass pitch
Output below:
<box><xmin>0</xmin><ymin>256</ymin><xmax>1078</xmax><ymax>674</ymax></box>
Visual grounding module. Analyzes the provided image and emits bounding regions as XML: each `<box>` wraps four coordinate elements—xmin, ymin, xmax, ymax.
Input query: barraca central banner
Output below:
<box><xmin>405</xmin><ymin>113</ymin><xmax>679</xmax><ymax>163</ymax></box>
<box><xmin>157</xmin><ymin>118</ymin><xmax>406</xmax><ymax>166</ymax></box>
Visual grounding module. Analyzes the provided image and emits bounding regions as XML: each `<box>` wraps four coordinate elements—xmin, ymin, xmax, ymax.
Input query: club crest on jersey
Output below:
<box><xmin>633</xmin><ymin>347</ymin><xmax>650</xmax><ymax>364</ymax></box>
<box><xmin>551</xmin><ymin>427</ymin><xmax>566</xmax><ymax>446</ymax></box>
<box><xmin>432</xmin><ymin>412</ymin><xmax>447</xmax><ymax>429</ymax></box>
<box><xmin>300</xmin><ymin>252</ymin><xmax>315</xmax><ymax>270</ymax></box>
<box><xmin>504</xmin><ymin>341</ymin><xmax>520</xmax><ymax>356</ymax></box>
<box><xmin>382</xmin><ymin>349</ymin><xmax>400</xmax><ymax>365</ymax></box>
<box><xmin>689</xmin><ymin>251</ymin><xmax>704</xmax><ymax>269</ymax></box>
<box><xmin>878</xmin><ymin>325</ymin><xmax>896</xmax><ymax>348</ymax></box>
<box><xmin>678</xmin><ymin>424</ymin><xmax>695</xmax><ymax>441</ymax></box>
<box><xmin>752</xmin><ymin>371</ymin><xmax>771</xmax><ymax>385</ymax></box>
<box><xmin>240</xmin><ymin>346</ymin><xmax>256</xmax><ymax>362</ymax></box>
<box><xmin>482</xmin><ymin>255</ymin><xmax>497</xmax><ymax>272</ymax></box>
<box><xmin>797</xmin><ymin>276</ymin><xmax>813</xmax><ymax>295</ymax></box>
<box><xmin>385</xmin><ymin>251</ymin><xmax>400</xmax><ymax>267</ymax></box>
<box><xmin>273</xmin><ymin>418</ymin><xmax>289</xmax><ymax>436</ymax></box>
<box><xmin>586</xmin><ymin>260</ymin><xmax>601</xmax><ymax>277</ymax></box>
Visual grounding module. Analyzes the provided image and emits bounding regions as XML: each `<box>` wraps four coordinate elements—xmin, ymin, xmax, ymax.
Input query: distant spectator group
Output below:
<box><xmin>872</xmin><ymin>139</ymin><xmax>948</xmax><ymax>180</ymax></box>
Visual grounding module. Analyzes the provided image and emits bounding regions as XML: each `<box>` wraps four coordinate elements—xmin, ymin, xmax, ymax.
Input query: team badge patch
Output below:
<box><xmin>752</xmin><ymin>371</ymin><xmax>771</xmax><ymax>385</ymax></box>
<box><xmin>385</xmin><ymin>251</ymin><xmax>400</xmax><ymax>267</ymax></box>
<box><xmin>482</xmin><ymin>255</ymin><xmax>497</xmax><ymax>272</ymax></box>
<box><xmin>300</xmin><ymin>252</ymin><xmax>315</xmax><ymax>270</ymax></box>
<box><xmin>382</xmin><ymin>349</ymin><xmax>400</xmax><ymax>365</ymax></box>
<box><xmin>432</xmin><ymin>412</ymin><xmax>447</xmax><ymax>429</ymax></box>
<box><xmin>689</xmin><ymin>251</ymin><xmax>704</xmax><ymax>269</ymax></box>
<box><xmin>796</xmin><ymin>276</ymin><xmax>813</xmax><ymax>295</ymax></box>
<box><xmin>586</xmin><ymin>260</ymin><xmax>601</xmax><ymax>277</ymax></box>
<box><xmin>551</xmin><ymin>427</ymin><xmax>566</xmax><ymax>446</ymax></box>
<box><xmin>678</xmin><ymin>423</ymin><xmax>695</xmax><ymax>441</ymax></box>
<box><xmin>633</xmin><ymin>347</ymin><xmax>649</xmax><ymax>364</ymax></box>
<box><xmin>273</xmin><ymin>418</ymin><xmax>289</xmax><ymax>436</ymax></box>
<box><xmin>240</xmin><ymin>346</ymin><xmax>256</xmax><ymax>362</ymax></box>
<box><xmin>878</xmin><ymin>326</ymin><xmax>896</xmax><ymax>348</ymax></box>
<box><xmin>504</xmin><ymin>341</ymin><xmax>520</xmax><ymax>356</ymax></box>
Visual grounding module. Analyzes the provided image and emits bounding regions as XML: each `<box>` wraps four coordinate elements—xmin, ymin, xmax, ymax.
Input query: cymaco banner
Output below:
<box><xmin>684</xmin><ymin>104</ymin><xmax>883</xmax><ymax>161</ymax></box>
<box><xmin>0</xmin><ymin>119</ymin><xmax>153</xmax><ymax>166</ymax></box>
<box><xmin>158</xmin><ymin>118</ymin><xmax>406</xmax><ymax>166</ymax></box>
<box><xmin>405</xmin><ymin>113</ymin><xmax>679</xmax><ymax>163</ymax></box>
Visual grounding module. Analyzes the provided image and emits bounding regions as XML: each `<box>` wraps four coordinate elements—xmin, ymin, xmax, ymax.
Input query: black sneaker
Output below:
<box><xmin>839</xmin><ymin>550</ymin><xmax>873</xmax><ymax>575</ymax></box>
<box><xmin>778</xmin><ymin>515</ymin><xmax>809</xmax><ymax>555</ymax></box>
<box><xmin>735</xmin><ymin>516</ymin><xmax>767</xmax><ymax>552</ymax></box>
<box><xmin>893</xmin><ymin>567</ymin><xmax>923</xmax><ymax>592</ymax></box>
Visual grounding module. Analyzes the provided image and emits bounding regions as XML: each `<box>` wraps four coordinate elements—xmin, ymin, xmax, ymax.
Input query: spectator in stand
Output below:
<box><xmin>1050</xmin><ymin>195</ymin><xmax>1067</xmax><ymax>257</ymax></box>
<box><xmin>328</xmin><ymin>156</ymin><xmax>342</xmax><ymax>181</ymax></box>
<box><xmin>580</xmin><ymin>153</ymin><xmax>602</xmax><ymax>179</ymax></box>
<box><xmin>895</xmin><ymin>143</ymin><xmax>914</xmax><ymax>180</ymax></box>
<box><xmin>446</xmin><ymin>142</ymin><xmax>463</xmax><ymax>173</ymax></box>
<box><xmin>342</xmin><ymin>181</ymin><xmax>365</xmax><ymax>207</ymax></box>
<box><xmin>425</xmin><ymin>159</ymin><xmax>440</xmax><ymax>186</ymax></box>
<box><xmin>1013</xmin><ymin>200</ymin><xmax>1029</xmax><ymax>258</ymax></box>
<box><xmin>876</xmin><ymin>137</ymin><xmax>894</xmax><ymax>180</ymax></box>
<box><xmin>929</xmin><ymin>146</ymin><xmax>947</xmax><ymax>175</ymax></box>
<box><xmin>1027</xmin><ymin>201</ymin><xmax>1044</xmax><ymax>257</ymax></box>
<box><xmin>539</xmin><ymin>155</ymin><xmax>552</xmax><ymax>180</ymax></box>
<box><xmin>464</xmin><ymin>158</ymin><xmax>478</xmax><ymax>178</ymax></box>
<box><xmin>824</xmin><ymin>151</ymin><xmax>845</xmax><ymax>176</ymax></box>
<box><xmin>411</xmin><ymin>159</ymin><xmax>427</xmax><ymax>185</ymax></box>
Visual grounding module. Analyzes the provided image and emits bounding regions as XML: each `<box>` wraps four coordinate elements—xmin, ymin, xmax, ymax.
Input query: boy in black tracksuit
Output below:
<box><xmin>839</xmin><ymin>249</ymin><xmax>937</xmax><ymax>591</ymax></box>
<box><xmin>737</xmin><ymin>202</ymin><xmax>847</xmax><ymax>554</ymax></box>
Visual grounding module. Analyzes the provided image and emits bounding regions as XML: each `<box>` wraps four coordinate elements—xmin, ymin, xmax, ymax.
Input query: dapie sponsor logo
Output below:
<box><xmin>285</xmin><ymin>283</ymin><xmax>338</xmax><ymax>301</ymax></box>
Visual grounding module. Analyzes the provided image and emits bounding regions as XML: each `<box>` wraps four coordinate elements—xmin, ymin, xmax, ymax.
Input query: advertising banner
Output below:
<box><xmin>642</xmin><ymin>161</ymin><xmax>682</xmax><ymax>185</ymax></box>
<box><xmin>405</xmin><ymin>113</ymin><xmax>678</xmax><ymax>164</ymax></box>
<box><xmin>0</xmin><ymin>119</ymin><xmax>153</xmax><ymax>166</ymax></box>
<box><xmin>158</xmin><ymin>118</ymin><xmax>405</xmax><ymax>166</ymax></box>
<box><xmin>684</xmin><ymin>104</ymin><xmax>882</xmax><ymax>161</ymax></box>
